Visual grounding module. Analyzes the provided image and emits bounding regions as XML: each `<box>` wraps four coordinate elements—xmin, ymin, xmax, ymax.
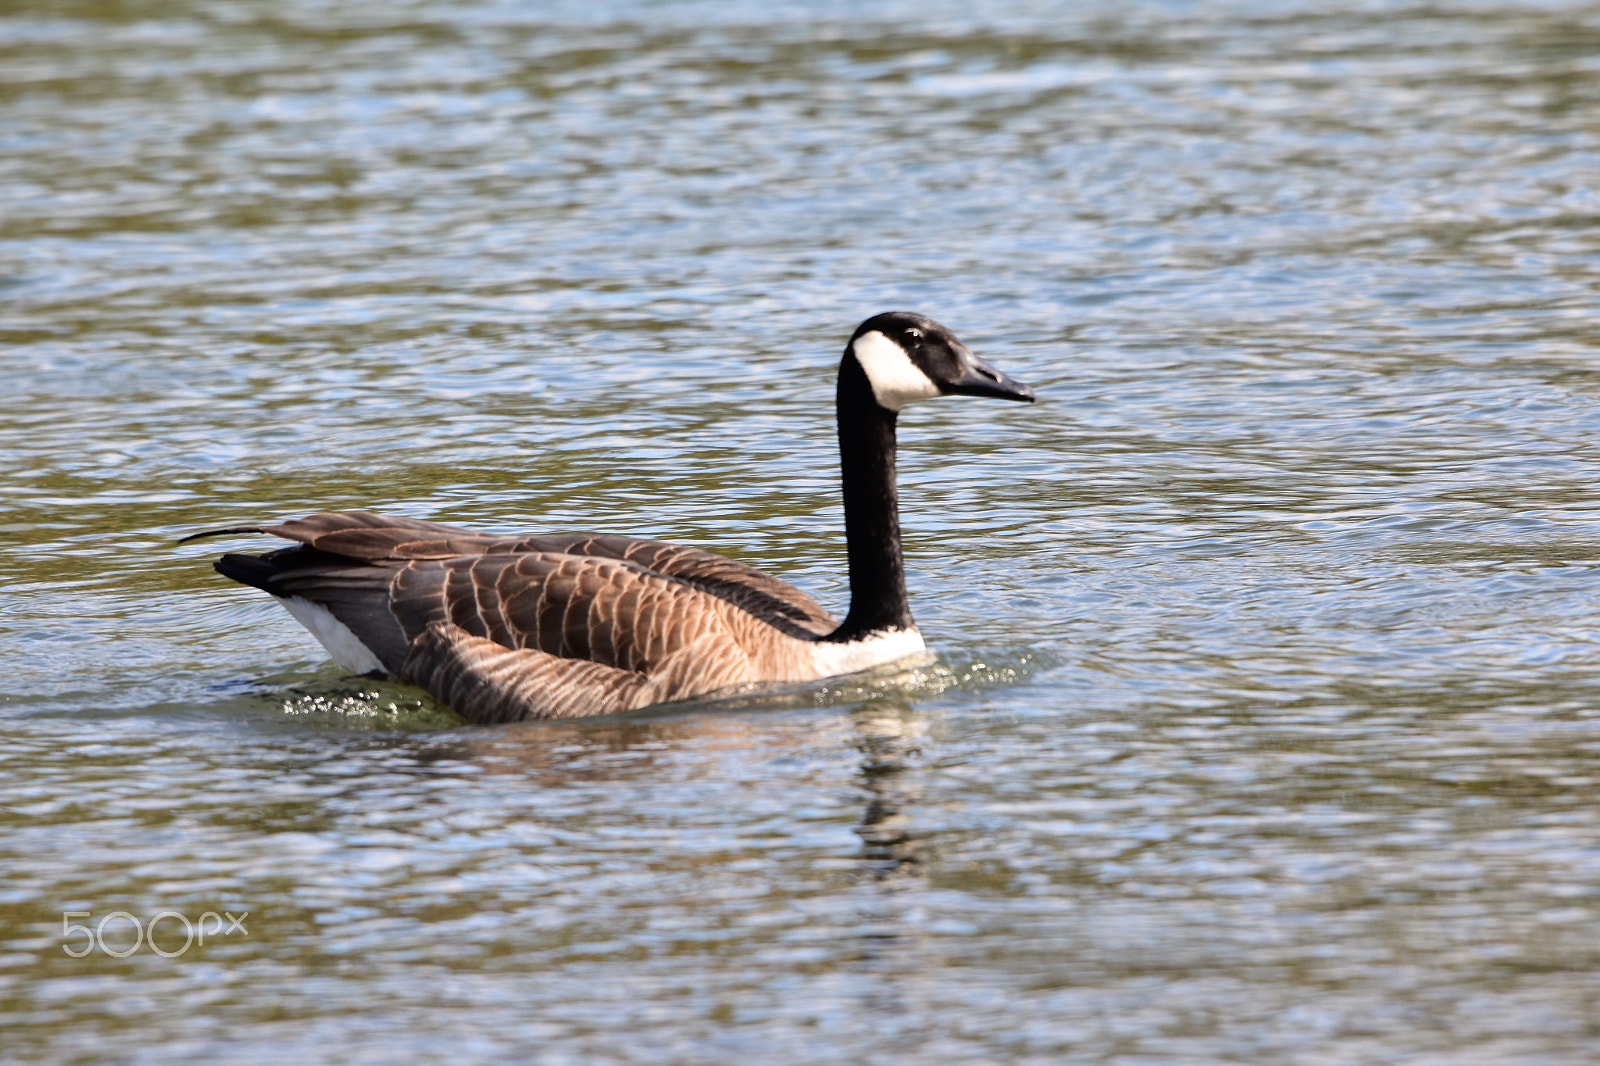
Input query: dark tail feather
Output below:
<box><xmin>214</xmin><ymin>552</ymin><xmax>283</xmax><ymax>594</ymax></box>
<box><xmin>209</xmin><ymin>547</ymin><xmax>410</xmax><ymax>674</ymax></box>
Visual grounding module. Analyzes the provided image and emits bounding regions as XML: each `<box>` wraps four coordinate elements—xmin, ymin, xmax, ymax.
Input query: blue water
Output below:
<box><xmin>4</xmin><ymin>1</ymin><xmax>1600</xmax><ymax>1061</ymax></box>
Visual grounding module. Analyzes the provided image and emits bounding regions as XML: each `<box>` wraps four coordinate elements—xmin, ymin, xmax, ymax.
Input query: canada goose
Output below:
<box><xmin>185</xmin><ymin>312</ymin><xmax>1035</xmax><ymax>724</ymax></box>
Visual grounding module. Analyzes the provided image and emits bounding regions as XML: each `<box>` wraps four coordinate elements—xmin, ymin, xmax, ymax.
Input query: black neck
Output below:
<box><xmin>827</xmin><ymin>351</ymin><xmax>914</xmax><ymax>641</ymax></box>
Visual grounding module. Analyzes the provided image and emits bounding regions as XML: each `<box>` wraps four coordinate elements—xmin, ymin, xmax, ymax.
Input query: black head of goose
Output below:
<box><xmin>185</xmin><ymin>312</ymin><xmax>1035</xmax><ymax>723</ymax></box>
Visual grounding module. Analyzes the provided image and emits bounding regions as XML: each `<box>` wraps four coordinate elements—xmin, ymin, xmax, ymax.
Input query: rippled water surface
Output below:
<box><xmin>6</xmin><ymin>0</ymin><xmax>1600</xmax><ymax>1061</ymax></box>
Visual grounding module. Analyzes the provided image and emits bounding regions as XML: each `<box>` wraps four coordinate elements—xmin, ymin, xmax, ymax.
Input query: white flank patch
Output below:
<box><xmin>852</xmin><ymin>331</ymin><xmax>941</xmax><ymax>411</ymax></box>
<box><xmin>281</xmin><ymin>596</ymin><xmax>385</xmax><ymax>674</ymax></box>
<box><xmin>809</xmin><ymin>627</ymin><xmax>928</xmax><ymax>679</ymax></box>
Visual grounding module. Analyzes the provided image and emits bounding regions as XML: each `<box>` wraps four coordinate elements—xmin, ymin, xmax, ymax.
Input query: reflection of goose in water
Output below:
<box><xmin>186</xmin><ymin>312</ymin><xmax>1034</xmax><ymax>723</ymax></box>
<box><xmin>853</xmin><ymin>701</ymin><xmax>929</xmax><ymax>880</ymax></box>
<box><xmin>402</xmin><ymin>696</ymin><xmax>931</xmax><ymax>881</ymax></box>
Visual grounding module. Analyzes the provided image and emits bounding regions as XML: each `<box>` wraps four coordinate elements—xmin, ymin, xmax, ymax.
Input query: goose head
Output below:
<box><xmin>847</xmin><ymin>311</ymin><xmax>1036</xmax><ymax>412</ymax></box>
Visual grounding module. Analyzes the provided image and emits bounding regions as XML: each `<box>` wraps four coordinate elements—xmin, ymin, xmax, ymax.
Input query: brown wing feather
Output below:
<box><xmin>258</xmin><ymin>511</ymin><xmax>506</xmax><ymax>560</ymax></box>
<box><xmin>388</xmin><ymin>551</ymin><xmax>757</xmax><ymax>677</ymax></box>
<box><xmin>402</xmin><ymin>621</ymin><xmax>763</xmax><ymax>723</ymax></box>
<box><xmin>403</xmin><ymin>622</ymin><xmax>657</xmax><ymax>722</ymax></box>
<box><xmin>202</xmin><ymin>511</ymin><xmax>838</xmax><ymax>718</ymax></box>
<box><xmin>247</xmin><ymin>512</ymin><xmax>837</xmax><ymax>637</ymax></box>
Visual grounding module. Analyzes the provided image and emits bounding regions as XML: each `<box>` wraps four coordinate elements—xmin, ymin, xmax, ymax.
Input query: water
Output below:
<box><xmin>5</xmin><ymin>0</ymin><xmax>1600</xmax><ymax>1061</ymax></box>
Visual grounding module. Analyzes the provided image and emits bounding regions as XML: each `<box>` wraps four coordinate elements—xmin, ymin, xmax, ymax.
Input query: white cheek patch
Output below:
<box><xmin>852</xmin><ymin>331</ymin><xmax>941</xmax><ymax>412</ymax></box>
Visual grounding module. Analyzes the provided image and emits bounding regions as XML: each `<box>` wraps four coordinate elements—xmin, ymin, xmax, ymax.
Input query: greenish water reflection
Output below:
<box><xmin>5</xmin><ymin>0</ymin><xmax>1600</xmax><ymax>1061</ymax></box>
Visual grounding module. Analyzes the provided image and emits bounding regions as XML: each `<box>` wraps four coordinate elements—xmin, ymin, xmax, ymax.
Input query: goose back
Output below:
<box><xmin>203</xmin><ymin>512</ymin><xmax>847</xmax><ymax>719</ymax></box>
<box><xmin>239</xmin><ymin>511</ymin><xmax>837</xmax><ymax>640</ymax></box>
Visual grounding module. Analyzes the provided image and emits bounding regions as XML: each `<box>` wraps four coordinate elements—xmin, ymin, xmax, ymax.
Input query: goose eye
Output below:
<box><xmin>905</xmin><ymin>328</ymin><xmax>922</xmax><ymax>341</ymax></box>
